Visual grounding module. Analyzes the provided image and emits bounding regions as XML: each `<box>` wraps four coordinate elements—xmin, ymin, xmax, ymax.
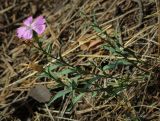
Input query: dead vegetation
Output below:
<box><xmin>0</xmin><ymin>0</ymin><xmax>160</xmax><ymax>121</ymax></box>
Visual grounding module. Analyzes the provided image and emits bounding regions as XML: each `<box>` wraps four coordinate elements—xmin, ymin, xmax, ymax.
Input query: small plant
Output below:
<box><xmin>16</xmin><ymin>15</ymin><xmax>149</xmax><ymax>112</ymax></box>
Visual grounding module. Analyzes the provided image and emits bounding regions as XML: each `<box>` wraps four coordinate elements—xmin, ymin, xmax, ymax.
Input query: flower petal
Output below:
<box><xmin>16</xmin><ymin>26</ymin><xmax>28</xmax><ymax>38</ymax></box>
<box><xmin>32</xmin><ymin>24</ymin><xmax>46</xmax><ymax>35</ymax></box>
<box><xmin>32</xmin><ymin>16</ymin><xmax>45</xmax><ymax>25</ymax></box>
<box><xmin>23</xmin><ymin>16</ymin><xmax>33</xmax><ymax>26</ymax></box>
<box><xmin>31</xmin><ymin>16</ymin><xmax>46</xmax><ymax>35</ymax></box>
<box><xmin>22</xmin><ymin>28</ymin><xmax>33</xmax><ymax>39</ymax></box>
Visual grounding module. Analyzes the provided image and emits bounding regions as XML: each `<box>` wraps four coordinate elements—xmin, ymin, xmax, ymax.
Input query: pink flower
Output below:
<box><xmin>16</xmin><ymin>16</ymin><xmax>46</xmax><ymax>40</ymax></box>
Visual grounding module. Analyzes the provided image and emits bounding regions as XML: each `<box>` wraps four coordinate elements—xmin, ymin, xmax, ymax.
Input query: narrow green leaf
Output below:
<box><xmin>45</xmin><ymin>63</ymin><xmax>62</xmax><ymax>72</ymax></box>
<box><xmin>57</xmin><ymin>68</ymin><xmax>75</xmax><ymax>76</ymax></box>
<box><xmin>48</xmin><ymin>88</ymin><xmax>72</xmax><ymax>106</ymax></box>
<box><xmin>46</xmin><ymin>43</ymin><xmax>53</xmax><ymax>54</ymax></box>
<box><xmin>46</xmin><ymin>68</ymin><xmax>66</xmax><ymax>86</ymax></box>
<box><xmin>103</xmin><ymin>64</ymin><xmax>116</xmax><ymax>70</ymax></box>
<box><xmin>72</xmin><ymin>93</ymin><xmax>84</xmax><ymax>105</ymax></box>
<box><xmin>117</xmin><ymin>59</ymin><xmax>132</xmax><ymax>65</ymax></box>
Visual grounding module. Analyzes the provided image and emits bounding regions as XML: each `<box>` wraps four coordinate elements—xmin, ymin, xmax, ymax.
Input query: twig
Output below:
<box><xmin>0</xmin><ymin>16</ymin><xmax>27</xmax><ymax>31</ymax></box>
<box><xmin>156</xmin><ymin>0</ymin><xmax>160</xmax><ymax>53</ymax></box>
<box><xmin>0</xmin><ymin>5</ymin><xmax>15</xmax><ymax>15</ymax></box>
<box><xmin>45</xmin><ymin>104</ymin><xmax>55</xmax><ymax>121</ymax></box>
<box><xmin>132</xmin><ymin>0</ymin><xmax>144</xmax><ymax>26</ymax></box>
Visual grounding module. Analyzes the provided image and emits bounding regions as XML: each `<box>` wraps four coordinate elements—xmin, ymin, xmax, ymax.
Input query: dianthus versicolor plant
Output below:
<box><xmin>16</xmin><ymin>15</ymin><xmax>148</xmax><ymax>109</ymax></box>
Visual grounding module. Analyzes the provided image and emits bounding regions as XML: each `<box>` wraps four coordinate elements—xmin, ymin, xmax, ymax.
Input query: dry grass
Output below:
<box><xmin>0</xmin><ymin>0</ymin><xmax>160</xmax><ymax>121</ymax></box>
